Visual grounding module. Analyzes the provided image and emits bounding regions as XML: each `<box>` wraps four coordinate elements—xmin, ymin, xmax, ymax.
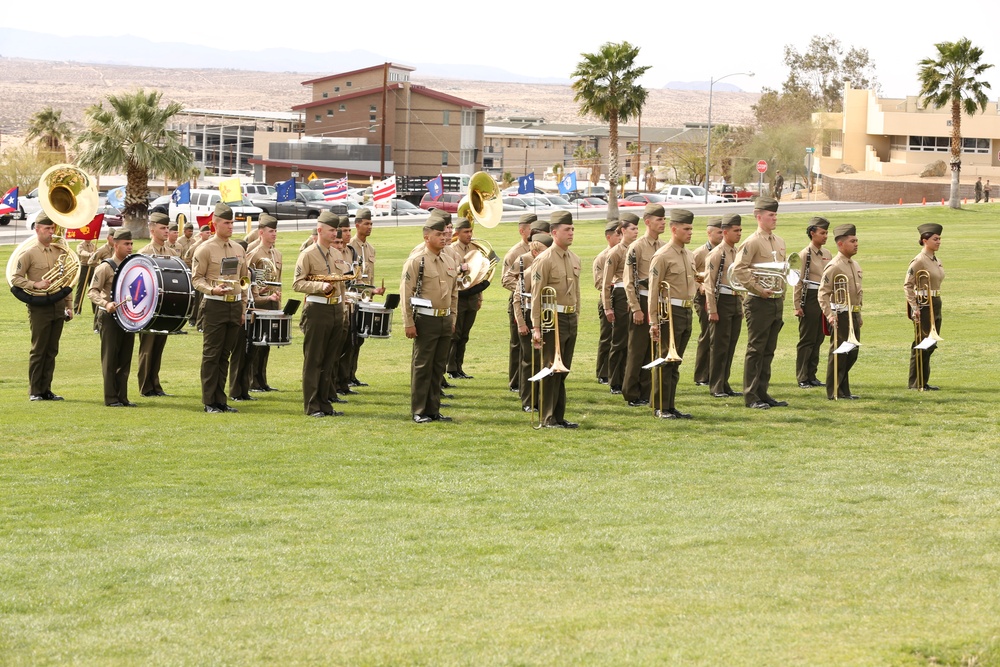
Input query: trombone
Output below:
<box><xmin>831</xmin><ymin>273</ymin><xmax>861</xmax><ymax>400</ymax></box>
<box><xmin>912</xmin><ymin>269</ymin><xmax>942</xmax><ymax>391</ymax></box>
<box><xmin>528</xmin><ymin>286</ymin><xmax>570</xmax><ymax>428</ymax></box>
<box><xmin>645</xmin><ymin>281</ymin><xmax>682</xmax><ymax>415</ymax></box>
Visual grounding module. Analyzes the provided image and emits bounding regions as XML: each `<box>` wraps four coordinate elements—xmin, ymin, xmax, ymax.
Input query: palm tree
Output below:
<box><xmin>26</xmin><ymin>107</ymin><xmax>73</xmax><ymax>158</ymax></box>
<box><xmin>918</xmin><ymin>38</ymin><xmax>993</xmax><ymax>209</ymax></box>
<box><xmin>572</xmin><ymin>42</ymin><xmax>650</xmax><ymax>219</ymax></box>
<box><xmin>76</xmin><ymin>89</ymin><xmax>192</xmax><ymax>234</ymax></box>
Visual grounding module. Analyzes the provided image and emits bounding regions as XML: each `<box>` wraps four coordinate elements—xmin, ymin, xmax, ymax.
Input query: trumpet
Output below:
<box><xmin>215</xmin><ymin>276</ymin><xmax>251</xmax><ymax>291</ymax></box>
<box><xmin>728</xmin><ymin>251</ymin><xmax>801</xmax><ymax>296</ymax></box>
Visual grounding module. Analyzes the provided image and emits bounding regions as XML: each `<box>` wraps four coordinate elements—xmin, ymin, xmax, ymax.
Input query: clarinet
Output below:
<box><xmin>411</xmin><ymin>256</ymin><xmax>425</xmax><ymax>318</ymax></box>
<box><xmin>715</xmin><ymin>247</ymin><xmax>725</xmax><ymax>297</ymax></box>
<box><xmin>800</xmin><ymin>248</ymin><xmax>813</xmax><ymax>311</ymax></box>
<box><xmin>518</xmin><ymin>257</ymin><xmax>526</xmax><ymax>313</ymax></box>
<box><xmin>629</xmin><ymin>248</ymin><xmax>639</xmax><ymax>301</ymax></box>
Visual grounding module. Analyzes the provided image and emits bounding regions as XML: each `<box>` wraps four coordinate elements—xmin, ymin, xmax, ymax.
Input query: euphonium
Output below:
<box><xmin>727</xmin><ymin>251</ymin><xmax>801</xmax><ymax>296</ymax></box>
<box><xmin>457</xmin><ymin>171</ymin><xmax>502</xmax><ymax>229</ymax></box>
<box><xmin>456</xmin><ymin>238</ymin><xmax>498</xmax><ymax>294</ymax></box>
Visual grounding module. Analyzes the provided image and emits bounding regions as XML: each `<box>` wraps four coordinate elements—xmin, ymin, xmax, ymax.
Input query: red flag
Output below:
<box><xmin>64</xmin><ymin>213</ymin><xmax>104</xmax><ymax>241</ymax></box>
<box><xmin>196</xmin><ymin>213</ymin><xmax>215</xmax><ymax>233</ymax></box>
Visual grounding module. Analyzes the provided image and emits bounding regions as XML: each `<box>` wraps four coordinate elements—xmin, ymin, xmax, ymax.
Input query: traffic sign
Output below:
<box><xmin>756</xmin><ymin>160</ymin><xmax>768</xmax><ymax>174</ymax></box>
<box><xmin>805</xmin><ymin>147</ymin><xmax>815</xmax><ymax>154</ymax></box>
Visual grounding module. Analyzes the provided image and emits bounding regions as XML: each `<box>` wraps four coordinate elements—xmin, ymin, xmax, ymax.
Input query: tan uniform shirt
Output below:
<box><xmin>164</xmin><ymin>240</ymin><xmax>183</xmax><ymax>255</ymax></box>
<box><xmin>90</xmin><ymin>242</ymin><xmax>114</xmax><ymax>267</ymax></box>
<box><xmin>649</xmin><ymin>240</ymin><xmax>697</xmax><ymax>311</ymax></box>
<box><xmin>192</xmin><ymin>235</ymin><xmax>249</xmax><ymax>299</ymax></box>
<box><xmin>592</xmin><ymin>246</ymin><xmax>611</xmax><ymax>291</ymax></box>
<box><xmin>183</xmin><ymin>237</ymin><xmax>205</xmax><ymax>268</ymax></box>
<box><xmin>300</xmin><ymin>236</ymin><xmax>317</xmax><ymax>252</ymax></box>
<box><xmin>400</xmin><ymin>244</ymin><xmax>459</xmax><ymax>329</ymax></box>
<box><xmin>818</xmin><ymin>252</ymin><xmax>863</xmax><ymax>319</ymax></box>
<box><xmin>139</xmin><ymin>242</ymin><xmax>179</xmax><ymax>258</ymax></box>
<box><xmin>623</xmin><ymin>235</ymin><xmax>664</xmax><ymax>313</ymax></box>
<box><xmin>10</xmin><ymin>239</ymin><xmax>74</xmax><ymax>309</ymax></box>
<box><xmin>87</xmin><ymin>258</ymin><xmax>119</xmax><ymax>310</ymax></box>
<box><xmin>501</xmin><ymin>240</ymin><xmax>531</xmax><ymax>292</ymax></box>
<box><xmin>510</xmin><ymin>251</ymin><xmax>537</xmax><ymax>329</ymax></box>
<box><xmin>732</xmin><ymin>229</ymin><xmax>787</xmax><ymax>297</ymax></box>
<box><xmin>903</xmin><ymin>251</ymin><xmax>945</xmax><ymax>312</ymax></box>
<box><xmin>691</xmin><ymin>241</ymin><xmax>714</xmax><ymax>295</ymax></box>
<box><xmin>247</xmin><ymin>244</ymin><xmax>283</xmax><ymax>303</ymax></box>
<box><xmin>792</xmin><ymin>243</ymin><xmax>832</xmax><ymax>306</ymax></box>
<box><xmin>530</xmin><ymin>244</ymin><xmax>581</xmax><ymax>329</ymax></box>
<box><xmin>703</xmin><ymin>241</ymin><xmax>739</xmax><ymax>316</ymax></box>
<box><xmin>176</xmin><ymin>235</ymin><xmax>193</xmax><ymax>258</ymax></box>
<box><xmin>292</xmin><ymin>243</ymin><xmax>348</xmax><ymax>304</ymax></box>
<box><xmin>349</xmin><ymin>237</ymin><xmax>377</xmax><ymax>286</ymax></box>
<box><xmin>77</xmin><ymin>240</ymin><xmax>96</xmax><ymax>265</ymax></box>
<box><xmin>601</xmin><ymin>243</ymin><xmax>628</xmax><ymax>312</ymax></box>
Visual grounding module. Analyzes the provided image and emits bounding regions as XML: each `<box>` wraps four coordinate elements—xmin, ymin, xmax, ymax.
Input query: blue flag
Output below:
<box><xmin>172</xmin><ymin>182</ymin><xmax>191</xmax><ymax>205</ymax></box>
<box><xmin>276</xmin><ymin>178</ymin><xmax>296</xmax><ymax>203</ymax></box>
<box><xmin>107</xmin><ymin>186</ymin><xmax>126</xmax><ymax>209</ymax></box>
<box><xmin>0</xmin><ymin>186</ymin><xmax>17</xmax><ymax>215</ymax></box>
<box><xmin>518</xmin><ymin>172</ymin><xmax>535</xmax><ymax>195</ymax></box>
<box><xmin>426</xmin><ymin>175</ymin><xmax>443</xmax><ymax>201</ymax></box>
<box><xmin>558</xmin><ymin>172</ymin><xmax>578</xmax><ymax>196</ymax></box>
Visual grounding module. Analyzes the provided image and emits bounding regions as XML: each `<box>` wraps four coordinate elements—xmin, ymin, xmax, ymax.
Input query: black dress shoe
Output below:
<box><xmin>204</xmin><ymin>404</ymin><xmax>223</xmax><ymax>413</ymax></box>
<box><xmin>798</xmin><ymin>382</ymin><xmax>813</xmax><ymax>389</ymax></box>
<box><xmin>559</xmin><ymin>420</ymin><xmax>579</xmax><ymax>428</ymax></box>
<box><xmin>748</xmin><ymin>401</ymin><xmax>771</xmax><ymax>409</ymax></box>
<box><xmin>654</xmin><ymin>409</ymin><xmax>678</xmax><ymax>419</ymax></box>
<box><xmin>597</xmin><ymin>377</ymin><xmax>609</xmax><ymax>385</ymax></box>
<box><xmin>727</xmin><ymin>391</ymin><xmax>744</xmax><ymax>397</ymax></box>
<box><xmin>264</xmin><ymin>386</ymin><xmax>279</xmax><ymax>392</ymax></box>
<box><xmin>218</xmin><ymin>404</ymin><xmax>238</xmax><ymax>413</ymax></box>
<box><xmin>442</xmin><ymin>379</ymin><xmax>456</xmax><ymax>389</ymax></box>
<box><xmin>627</xmin><ymin>399</ymin><xmax>649</xmax><ymax>407</ymax></box>
<box><xmin>766</xmin><ymin>399</ymin><xmax>788</xmax><ymax>407</ymax></box>
<box><xmin>429</xmin><ymin>414</ymin><xmax>453</xmax><ymax>422</ymax></box>
<box><xmin>329</xmin><ymin>409</ymin><xmax>344</xmax><ymax>417</ymax></box>
<box><xmin>522</xmin><ymin>406</ymin><xmax>534</xmax><ymax>412</ymax></box>
<box><xmin>108</xmin><ymin>402</ymin><xmax>126</xmax><ymax>408</ymax></box>
<box><xmin>694</xmin><ymin>381</ymin><xmax>709</xmax><ymax>387</ymax></box>
<box><xmin>509</xmin><ymin>386</ymin><xmax>519</xmax><ymax>393</ymax></box>
<box><xmin>350</xmin><ymin>379</ymin><xmax>369</xmax><ymax>387</ymax></box>
<box><xmin>439</xmin><ymin>402</ymin><xmax>451</xmax><ymax>408</ymax></box>
<box><xmin>340</xmin><ymin>388</ymin><xmax>359</xmax><ymax>395</ymax></box>
<box><xmin>250</xmin><ymin>387</ymin><xmax>266</xmax><ymax>393</ymax></box>
<box><xmin>711</xmin><ymin>392</ymin><xmax>730</xmax><ymax>398</ymax></box>
<box><xmin>441</xmin><ymin>392</ymin><xmax>455</xmax><ymax>399</ymax></box>
<box><xmin>123</xmin><ymin>401</ymin><xmax>138</xmax><ymax>407</ymax></box>
<box><xmin>29</xmin><ymin>394</ymin><xmax>46</xmax><ymax>401</ymax></box>
<box><xmin>843</xmin><ymin>394</ymin><xmax>860</xmax><ymax>400</ymax></box>
<box><xmin>141</xmin><ymin>390</ymin><xmax>159</xmax><ymax>397</ymax></box>
<box><xmin>670</xmin><ymin>408</ymin><xmax>693</xmax><ymax>419</ymax></box>
<box><xmin>155</xmin><ymin>391</ymin><xmax>169</xmax><ymax>397</ymax></box>
<box><xmin>330</xmin><ymin>396</ymin><xmax>347</xmax><ymax>404</ymax></box>
<box><xmin>413</xmin><ymin>414</ymin><xmax>432</xmax><ymax>423</ymax></box>
<box><xmin>309</xmin><ymin>411</ymin><xmax>326</xmax><ymax>418</ymax></box>
<box><xmin>610</xmin><ymin>387</ymin><xmax>622</xmax><ymax>395</ymax></box>
<box><xmin>924</xmin><ymin>385</ymin><xmax>940</xmax><ymax>391</ymax></box>
<box><xmin>447</xmin><ymin>371</ymin><xmax>462</xmax><ymax>380</ymax></box>
<box><xmin>543</xmin><ymin>421</ymin><xmax>570</xmax><ymax>428</ymax></box>
<box><xmin>810</xmin><ymin>379</ymin><xmax>824</xmax><ymax>387</ymax></box>
<box><xmin>230</xmin><ymin>395</ymin><xmax>255</xmax><ymax>402</ymax></box>
<box><xmin>43</xmin><ymin>391</ymin><xmax>63</xmax><ymax>401</ymax></box>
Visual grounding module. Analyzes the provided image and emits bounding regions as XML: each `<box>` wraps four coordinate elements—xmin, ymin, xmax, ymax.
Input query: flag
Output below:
<box><xmin>64</xmin><ymin>213</ymin><xmax>104</xmax><ymax>241</ymax></box>
<box><xmin>372</xmin><ymin>175</ymin><xmax>397</xmax><ymax>203</ymax></box>
<box><xmin>1</xmin><ymin>186</ymin><xmax>19</xmax><ymax>215</ymax></box>
<box><xmin>172</xmin><ymin>182</ymin><xmax>191</xmax><ymax>205</ymax></box>
<box><xmin>425</xmin><ymin>175</ymin><xmax>443</xmax><ymax>201</ymax></box>
<box><xmin>196</xmin><ymin>212</ymin><xmax>215</xmax><ymax>233</ymax></box>
<box><xmin>323</xmin><ymin>177</ymin><xmax>348</xmax><ymax>201</ymax></box>
<box><xmin>107</xmin><ymin>186</ymin><xmax>126</xmax><ymax>209</ymax></box>
<box><xmin>558</xmin><ymin>172</ymin><xmax>577</xmax><ymax>196</ymax></box>
<box><xmin>518</xmin><ymin>172</ymin><xmax>535</xmax><ymax>195</ymax></box>
<box><xmin>219</xmin><ymin>178</ymin><xmax>242</xmax><ymax>204</ymax></box>
<box><xmin>276</xmin><ymin>178</ymin><xmax>296</xmax><ymax>203</ymax></box>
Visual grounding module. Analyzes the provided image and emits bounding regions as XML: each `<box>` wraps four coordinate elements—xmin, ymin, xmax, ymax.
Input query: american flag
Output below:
<box><xmin>372</xmin><ymin>175</ymin><xmax>397</xmax><ymax>203</ymax></box>
<box><xmin>323</xmin><ymin>177</ymin><xmax>348</xmax><ymax>201</ymax></box>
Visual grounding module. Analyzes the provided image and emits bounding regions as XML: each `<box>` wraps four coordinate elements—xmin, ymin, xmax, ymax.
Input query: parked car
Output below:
<box><xmin>419</xmin><ymin>191</ymin><xmax>463</xmax><ymax>213</ymax></box>
<box><xmin>573</xmin><ymin>197</ymin><xmax>608</xmax><ymax>209</ymax></box>
<box><xmin>624</xmin><ymin>193</ymin><xmax>672</xmax><ymax>206</ymax></box>
<box><xmin>517</xmin><ymin>194</ymin><xmax>556</xmax><ymax>210</ymax></box>
<box><xmin>501</xmin><ymin>196</ymin><xmax>531</xmax><ymax>211</ymax></box>
<box><xmin>364</xmin><ymin>199</ymin><xmax>428</xmax><ymax>217</ymax></box>
<box><xmin>660</xmin><ymin>184</ymin><xmax>728</xmax><ymax>204</ymax></box>
<box><xmin>539</xmin><ymin>194</ymin><xmax>576</xmax><ymax>210</ymax></box>
<box><xmin>243</xmin><ymin>183</ymin><xmax>276</xmax><ymax>200</ymax></box>
<box><xmin>717</xmin><ymin>184</ymin><xmax>755</xmax><ymax>203</ymax></box>
<box><xmin>251</xmin><ymin>189</ymin><xmax>347</xmax><ymax>219</ymax></box>
<box><xmin>616</xmin><ymin>198</ymin><xmax>647</xmax><ymax>208</ymax></box>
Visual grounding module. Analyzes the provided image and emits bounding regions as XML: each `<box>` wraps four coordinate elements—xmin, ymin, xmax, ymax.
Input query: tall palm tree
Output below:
<box><xmin>26</xmin><ymin>107</ymin><xmax>73</xmax><ymax>158</ymax></box>
<box><xmin>918</xmin><ymin>38</ymin><xmax>993</xmax><ymax>209</ymax></box>
<box><xmin>572</xmin><ymin>42</ymin><xmax>650</xmax><ymax>219</ymax></box>
<box><xmin>76</xmin><ymin>89</ymin><xmax>192</xmax><ymax>233</ymax></box>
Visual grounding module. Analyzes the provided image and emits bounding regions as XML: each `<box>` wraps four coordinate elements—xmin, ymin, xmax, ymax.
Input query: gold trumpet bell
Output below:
<box><xmin>38</xmin><ymin>164</ymin><xmax>100</xmax><ymax>230</ymax></box>
<box><xmin>467</xmin><ymin>171</ymin><xmax>501</xmax><ymax>229</ymax></box>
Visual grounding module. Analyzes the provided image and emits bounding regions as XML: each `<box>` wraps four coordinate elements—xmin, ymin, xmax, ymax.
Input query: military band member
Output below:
<box><xmin>904</xmin><ymin>223</ymin><xmax>945</xmax><ymax>390</ymax></box>
<box><xmin>244</xmin><ymin>214</ymin><xmax>282</xmax><ymax>393</ymax></box>
<box><xmin>176</xmin><ymin>221</ymin><xmax>195</xmax><ymax>258</ymax></box>
<box><xmin>447</xmin><ymin>217</ymin><xmax>482</xmax><ymax>380</ymax></box>
<box><xmin>88</xmin><ymin>228</ymin><xmax>136</xmax><ymax>407</ymax></box>
<box><xmin>10</xmin><ymin>211</ymin><xmax>74</xmax><ymax>401</ymax></box>
<box><xmin>502</xmin><ymin>213</ymin><xmax>536</xmax><ymax>393</ymax></box>
<box><xmin>185</xmin><ymin>224</ymin><xmax>212</xmax><ymax>329</ymax></box>
<box><xmin>89</xmin><ymin>228</ymin><xmax>115</xmax><ymax>331</ymax></box>
<box><xmin>818</xmin><ymin>224</ymin><xmax>863</xmax><ymax>400</ymax></box>
<box><xmin>793</xmin><ymin>217</ymin><xmax>832</xmax><ymax>388</ymax></box>
<box><xmin>593</xmin><ymin>220</ymin><xmax>621</xmax><ymax>385</ymax></box>
<box><xmin>530</xmin><ymin>211</ymin><xmax>581</xmax><ymax>429</ymax></box>
<box><xmin>136</xmin><ymin>212</ymin><xmax>180</xmax><ymax>397</ymax></box>
<box><xmin>648</xmin><ymin>209</ymin><xmax>696</xmax><ymax>419</ymax></box>
<box><xmin>334</xmin><ymin>216</ymin><xmax>360</xmax><ymax>397</ymax></box>
<box><xmin>401</xmin><ymin>210</ymin><xmax>459</xmax><ymax>423</ymax></box>
<box><xmin>703</xmin><ymin>213</ymin><xmax>744</xmax><ymax>398</ymax></box>
<box><xmin>621</xmin><ymin>203</ymin><xmax>666</xmax><ymax>407</ymax></box>
<box><xmin>691</xmin><ymin>216</ymin><xmax>723</xmax><ymax>386</ymax></box>
<box><xmin>731</xmin><ymin>196</ymin><xmax>788</xmax><ymax>409</ymax></box>
<box><xmin>300</xmin><ymin>229</ymin><xmax>318</xmax><ymax>252</ymax></box>
<box><xmin>192</xmin><ymin>203</ymin><xmax>249</xmax><ymax>413</ymax></box>
<box><xmin>601</xmin><ymin>212</ymin><xmax>639</xmax><ymax>395</ymax></box>
<box><xmin>347</xmin><ymin>209</ymin><xmax>386</xmax><ymax>387</ymax></box>
<box><xmin>508</xmin><ymin>233</ymin><xmax>553</xmax><ymax>412</ymax></box>
<box><xmin>73</xmin><ymin>236</ymin><xmax>96</xmax><ymax>314</ymax></box>
<box><xmin>165</xmin><ymin>222</ymin><xmax>183</xmax><ymax>254</ymax></box>
<box><xmin>293</xmin><ymin>211</ymin><xmax>350</xmax><ymax>417</ymax></box>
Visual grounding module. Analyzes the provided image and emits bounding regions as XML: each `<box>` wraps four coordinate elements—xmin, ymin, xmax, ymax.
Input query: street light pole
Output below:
<box><xmin>704</xmin><ymin>71</ymin><xmax>754</xmax><ymax>204</ymax></box>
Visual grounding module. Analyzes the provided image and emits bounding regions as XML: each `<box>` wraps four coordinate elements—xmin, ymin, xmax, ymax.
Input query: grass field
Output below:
<box><xmin>2</xmin><ymin>205</ymin><xmax>999</xmax><ymax>666</ymax></box>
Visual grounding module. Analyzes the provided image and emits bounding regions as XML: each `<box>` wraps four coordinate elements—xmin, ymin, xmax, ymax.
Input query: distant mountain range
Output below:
<box><xmin>0</xmin><ymin>29</ymin><xmax>737</xmax><ymax>92</ymax></box>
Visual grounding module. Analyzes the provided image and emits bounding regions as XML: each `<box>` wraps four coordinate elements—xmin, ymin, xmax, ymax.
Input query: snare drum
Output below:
<box><xmin>112</xmin><ymin>254</ymin><xmax>193</xmax><ymax>334</ymax></box>
<box><xmin>354</xmin><ymin>301</ymin><xmax>393</xmax><ymax>339</ymax></box>
<box><xmin>247</xmin><ymin>309</ymin><xmax>292</xmax><ymax>346</ymax></box>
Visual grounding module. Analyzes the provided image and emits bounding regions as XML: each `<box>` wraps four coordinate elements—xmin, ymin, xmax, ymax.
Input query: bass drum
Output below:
<box><xmin>112</xmin><ymin>254</ymin><xmax>193</xmax><ymax>334</ymax></box>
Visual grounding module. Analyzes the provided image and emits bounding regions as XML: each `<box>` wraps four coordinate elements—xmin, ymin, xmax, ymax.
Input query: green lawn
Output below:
<box><xmin>2</xmin><ymin>205</ymin><xmax>999</xmax><ymax>665</ymax></box>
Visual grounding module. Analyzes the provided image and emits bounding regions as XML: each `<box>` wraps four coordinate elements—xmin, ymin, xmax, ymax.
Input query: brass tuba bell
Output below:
<box><xmin>457</xmin><ymin>171</ymin><xmax>502</xmax><ymax>229</ymax></box>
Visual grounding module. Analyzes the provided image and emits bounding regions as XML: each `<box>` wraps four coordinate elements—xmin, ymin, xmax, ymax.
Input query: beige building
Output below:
<box><xmin>815</xmin><ymin>85</ymin><xmax>1000</xmax><ymax>178</ymax></box>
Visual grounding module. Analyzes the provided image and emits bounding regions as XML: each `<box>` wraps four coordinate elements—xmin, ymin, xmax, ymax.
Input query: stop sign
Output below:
<box><xmin>756</xmin><ymin>160</ymin><xmax>768</xmax><ymax>174</ymax></box>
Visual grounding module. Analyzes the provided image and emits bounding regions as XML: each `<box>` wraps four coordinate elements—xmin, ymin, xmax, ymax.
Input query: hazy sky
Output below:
<box><xmin>3</xmin><ymin>3</ymin><xmax>998</xmax><ymax>97</ymax></box>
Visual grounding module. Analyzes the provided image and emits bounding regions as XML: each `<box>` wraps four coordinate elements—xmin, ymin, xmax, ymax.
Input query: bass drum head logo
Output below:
<box><xmin>113</xmin><ymin>255</ymin><xmax>159</xmax><ymax>332</ymax></box>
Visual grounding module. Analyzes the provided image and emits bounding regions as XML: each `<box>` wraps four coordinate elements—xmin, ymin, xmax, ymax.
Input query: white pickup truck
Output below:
<box><xmin>660</xmin><ymin>184</ymin><xmax>728</xmax><ymax>204</ymax></box>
